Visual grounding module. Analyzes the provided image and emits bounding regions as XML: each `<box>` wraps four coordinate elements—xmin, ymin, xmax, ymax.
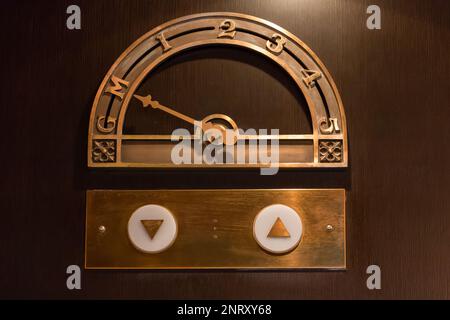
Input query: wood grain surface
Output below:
<box><xmin>0</xmin><ymin>0</ymin><xmax>449</xmax><ymax>299</ymax></box>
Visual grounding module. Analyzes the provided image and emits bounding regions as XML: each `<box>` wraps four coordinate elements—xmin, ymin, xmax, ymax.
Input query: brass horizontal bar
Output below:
<box><xmin>92</xmin><ymin>134</ymin><xmax>343</xmax><ymax>141</ymax></box>
<box><xmin>87</xmin><ymin>162</ymin><xmax>353</xmax><ymax>168</ymax></box>
<box><xmin>119</xmin><ymin>134</ymin><xmax>315</xmax><ymax>140</ymax></box>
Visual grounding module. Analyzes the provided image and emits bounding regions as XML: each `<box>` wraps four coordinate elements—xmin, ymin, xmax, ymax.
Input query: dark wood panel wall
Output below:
<box><xmin>0</xmin><ymin>0</ymin><xmax>449</xmax><ymax>299</ymax></box>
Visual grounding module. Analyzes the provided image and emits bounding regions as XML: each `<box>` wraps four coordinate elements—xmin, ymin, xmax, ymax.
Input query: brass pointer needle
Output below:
<box><xmin>134</xmin><ymin>94</ymin><xmax>239</xmax><ymax>145</ymax></box>
<box><xmin>134</xmin><ymin>94</ymin><xmax>197</xmax><ymax>125</ymax></box>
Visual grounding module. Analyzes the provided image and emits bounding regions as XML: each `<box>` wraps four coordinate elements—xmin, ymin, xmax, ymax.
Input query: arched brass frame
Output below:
<box><xmin>88</xmin><ymin>12</ymin><xmax>348</xmax><ymax>168</ymax></box>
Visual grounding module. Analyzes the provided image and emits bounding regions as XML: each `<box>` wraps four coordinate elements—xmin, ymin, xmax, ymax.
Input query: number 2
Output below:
<box><xmin>218</xmin><ymin>20</ymin><xmax>236</xmax><ymax>39</ymax></box>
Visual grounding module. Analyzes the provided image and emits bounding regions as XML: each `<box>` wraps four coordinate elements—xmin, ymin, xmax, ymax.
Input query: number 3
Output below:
<box><xmin>266</xmin><ymin>33</ymin><xmax>286</xmax><ymax>55</ymax></box>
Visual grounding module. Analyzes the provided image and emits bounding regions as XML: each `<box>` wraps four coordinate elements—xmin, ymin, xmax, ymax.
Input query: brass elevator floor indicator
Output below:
<box><xmin>141</xmin><ymin>219</ymin><xmax>164</xmax><ymax>239</ymax></box>
<box><xmin>267</xmin><ymin>217</ymin><xmax>291</xmax><ymax>238</ymax></box>
<box><xmin>85</xmin><ymin>13</ymin><xmax>349</xmax><ymax>270</ymax></box>
<box><xmin>87</xmin><ymin>12</ymin><xmax>348</xmax><ymax>168</ymax></box>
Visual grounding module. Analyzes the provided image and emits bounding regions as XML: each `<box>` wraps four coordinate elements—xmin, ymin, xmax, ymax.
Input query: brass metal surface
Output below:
<box><xmin>141</xmin><ymin>220</ymin><xmax>164</xmax><ymax>239</ymax></box>
<box><xmin>267</xmin><ymin>217</ymin><xmax>291</xmax><ymax>238</ymax></box>
<box><xmin>87</xmin><ymin>12</ymin><xmax>348</xmax><ymax>168</ymax></box>
<box><xmin>85</xmin><ymin>189</ymin><xmax>345</xmax><ymax>269</ymax></box>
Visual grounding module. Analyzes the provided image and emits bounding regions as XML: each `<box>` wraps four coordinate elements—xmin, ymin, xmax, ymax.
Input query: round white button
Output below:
<box><xmin>253</xmin><ymin>204</ymin><xmax>303</xmax><ymax>254</ymax></box>
<box><xmin>127</xmin><ymin>204</ymin><xmax>177</xmax><ymax>254</ymax></box>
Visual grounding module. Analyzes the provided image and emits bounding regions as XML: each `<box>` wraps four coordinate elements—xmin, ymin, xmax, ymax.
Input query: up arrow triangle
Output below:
<box><xmin>267</xmin><ymin>217</ymin><xmax>290</xmax><ymax>238</ymax></box>
<box><xmin>141</xmin><ymin>219</ymin><xmax>164</xmax><ymax>239</ymax></box>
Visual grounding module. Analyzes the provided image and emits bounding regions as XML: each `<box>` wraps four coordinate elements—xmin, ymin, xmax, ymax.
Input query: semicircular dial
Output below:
<box><xmin>88</xmin><ymin>12</ymin><xmax>348</xmax><ymax>168</ymax></box>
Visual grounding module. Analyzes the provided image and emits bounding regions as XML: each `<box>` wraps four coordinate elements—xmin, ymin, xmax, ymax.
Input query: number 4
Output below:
<box><xmin>301</xmin><ymin>69</ymin><xmax>322</xmax><ymax>88</ymax></box>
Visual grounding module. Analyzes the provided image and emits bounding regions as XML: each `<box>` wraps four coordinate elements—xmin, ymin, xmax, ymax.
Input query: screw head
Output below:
<box><xmin>326</xmin><ymin>224</ymin><xmax>334</xmax><ymax>231</ymax></box>
<box><xmin>98</xmin><ymin>225</ymin><xmax>106</xmax><ymax>233</ymax></box>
